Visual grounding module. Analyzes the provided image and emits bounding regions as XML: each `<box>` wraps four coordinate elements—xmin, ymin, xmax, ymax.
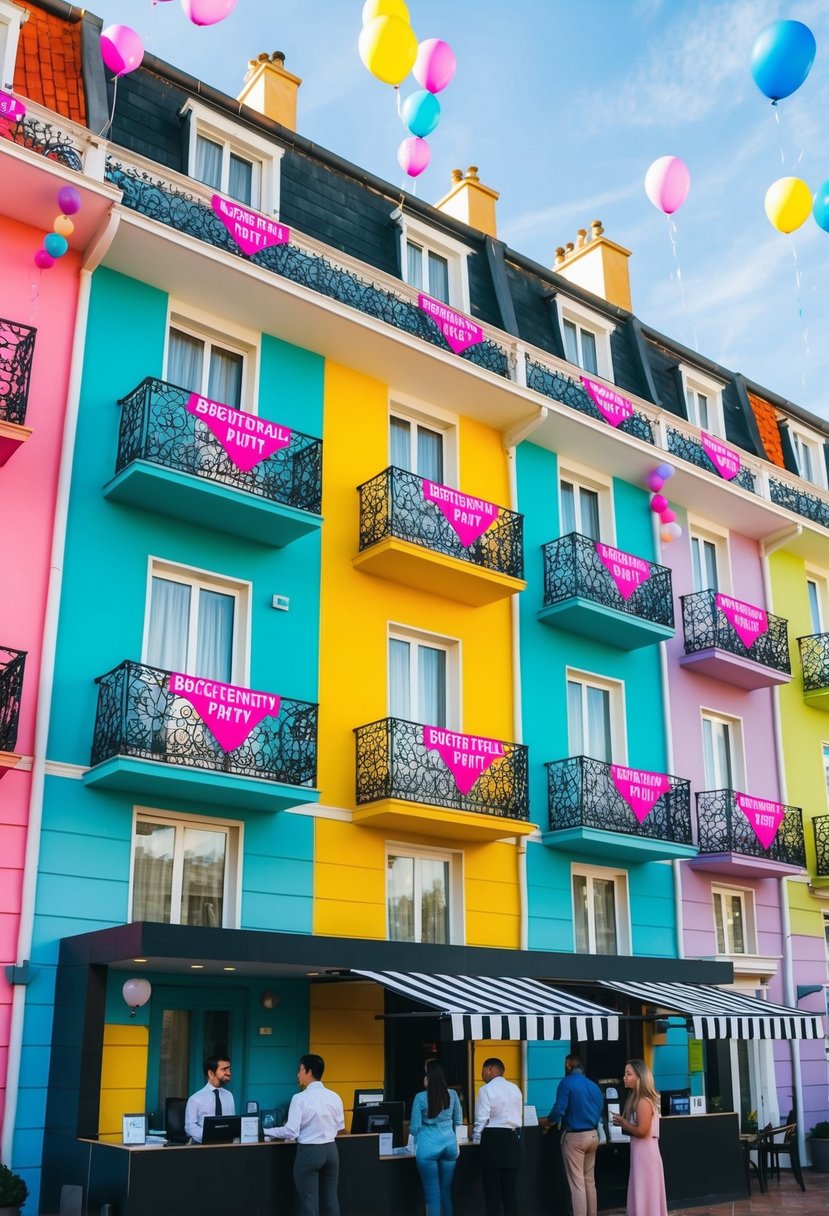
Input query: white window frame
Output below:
<box><xmin>165</xmin><ymin>303</ymin><xmax>260</xmax><ymax>413</ymax></box>
<box><xmin>700</xmin><ymin>709</ymin><xmax>745</xmax><ymax>791</ymax></box>
<box><xmin>688</xmin><ymin>516</ymin><xmax>731</xmax><ymax>594</ymax></box>
<box><xmin>385</xmin><ymin>841</ymin><xmax>464</xmax><ymax>945</ymax></box>
<box><xmin>805</xmin><ymin>569</ymin><xmax>829</xmax><ymax>634</ymax></box>
<box><xmin>388</xmin><ymin>394</ymin><xmax>459</xmax><ymax>486</ymax></box>
<box><xmin>558</xmin><ymin>460</ymin><xmax>614</xmax><ymax>542</ymax></box>
<box><xmin>565</xmin><ymin>667</ymin><xmax>626</xmax><ymax>764</ymax></box>
<box><xmin>571</xmin><ymin>863</ymin><xmax>631</xmax><ymax>955</ymax></box>
<box><xmin>0</xmin><ymin>1</ymin><xmax>24</xmax><ymax>91</ymax></box>
<box><xmin>398</xmin><ymin>213</ymin><xmax>473</xmax><ymax>313</ymax></box>
<box><xmin>787</xmin><ymin>422</ymin><xmax>828</xmax><ymax>489</ymax></box>
<box><xmin>680</xmin><ymin>366</ymin><xmax>726</xmax><ymax>438</ymax></box>
<box><xmin>143</xmin><ymin>557</ymin><xmax>252</xmax><ymax>685</ymax></box>
<box><xmin>128</xmin><ymin>806</ymin><xmax>243</xmax><ymax>929</ymax></box>
<box><xmin>711</xmin><ymin>884</ymin><xmax>757</xmax><ymax>956</ymax></box>
<box><xmin>556</xmin><ymin>296</ymin><xmax>616</xmax><ymax>382</ymax></box>
<box><xmin>387</xmin><ymin>624</ymin><xmax>461</xmax><ymax>729</ymax></box>
<box><xmin>180</xmin><ymin>99</ymin><xmax>283</xmax><ymax>215</ymax></box>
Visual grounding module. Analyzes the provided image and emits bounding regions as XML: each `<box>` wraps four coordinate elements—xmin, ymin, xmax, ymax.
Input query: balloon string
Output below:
<box><xmin>789</xmin><ymin>237</ymin><xmax>810</xmax><ymax>386</ymax></box>
<box><xmin>772</xmin><ymin>105</ymin><xmax>785</xmax><ymax>170</ymax></box>
<box><xmin>30</xmin><ymin>272</ymin><xmax>40</xmax><ymax>322</ymax></box>
<box><xmin>98</xmin><ymin>75</ymin><xmax>118</xmax><ymax>138</ymax></box>
<box><xmin>395</xmin><ymin>85</ymin><xmax>402</xmax><ymax>118</ymax></box>
<box><xmin>667</xmin><ymin>217</ymin><xmax>698</xmax><ymax>352</ymax></box>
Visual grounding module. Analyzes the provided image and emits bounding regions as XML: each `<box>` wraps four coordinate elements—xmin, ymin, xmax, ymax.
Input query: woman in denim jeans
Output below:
<box><xmin>409</xmin><ymin>1060</ymin><xmax>463</xmax><ymax>1216</ymax></box>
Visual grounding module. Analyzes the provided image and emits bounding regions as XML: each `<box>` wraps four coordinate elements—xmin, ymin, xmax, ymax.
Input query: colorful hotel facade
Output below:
<box><xmin>0</xmin><ymin>3</ymin><xmax>828</xmax><ymax>1211</ymax></box>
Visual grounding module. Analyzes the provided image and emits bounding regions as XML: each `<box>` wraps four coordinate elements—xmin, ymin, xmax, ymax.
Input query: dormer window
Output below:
<box><xmin>398</xmin><ymin>214</ymin><xmax>472</xmax><ymax>312</ymax></box>
<box><xmin>195</xmin><ymin>135</ymin><xmax>257</xmax><ymax>207</ymax></box>
<box><xmin>181</xmin><ymin>99</ymin><xmax>283</xmax><ymax>215</ymax></box>
<box><xmin>556</xmin><ymin>297</ymin><xmax>615</xmax><ymax>381</ymax></box>
<box><xmin>680</xmin><ymin>367</ymin><xmax>726</xmax><ymax>437</ymax></box>
<box><xmin>786</xmin><ymin>421</ymin><xmax>827</xmax><ymax>489</ymax></box>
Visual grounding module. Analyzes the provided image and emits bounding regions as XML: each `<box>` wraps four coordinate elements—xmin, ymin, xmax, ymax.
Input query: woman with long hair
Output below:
<box><xmin>409</xmin><ymin>1059</ymin><xmax>463</xmax><ymax>1216</ymax></box>
<box><xmin>610</xmin><ymin>1059</ymin><xmax>667</xmax><ymax>1216</ymax></box>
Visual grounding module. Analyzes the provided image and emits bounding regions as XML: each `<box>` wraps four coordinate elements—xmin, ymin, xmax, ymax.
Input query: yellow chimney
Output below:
<box><xmin>237</xmin><ymin>52</ymin><xmax>302</xmax><ymax>131</ymax></box>
<box><xmin>434</xmin><ymin>166</ymin><xmax>499</xmax><ymax>239</ymax></box>
<box><xmin>554</xmin><ymin>220</ymin><xmax>632</xmax><ymax>312</ymax></box>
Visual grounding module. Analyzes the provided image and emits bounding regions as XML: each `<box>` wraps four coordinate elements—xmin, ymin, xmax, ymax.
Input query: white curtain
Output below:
<box><xmin>592</xmin><ymin>877</ymin><xmax>618</xmax><ymax>953</ymax></box>
<box><xmin>228</xmin><ymin>153</ymin><xmax>253</xmax><ymax>205</ymax></box>
<box><xmin>180</xmin><ymin>827</ymin><xmax>226</xmax><ymax>926</ymax></box>
<box><xmin>196</xmin><ymin>589</ymin><xmax>234</xmax><ymax>683</ymax></box>
<box><xmin>427</xmin><ymin>252</ymin><xmax>450</xmax><ymax>304</ymax></box>
<box><xmin>207</xmin><ymin>347</ymin><xmax>243</xmax><ymax>410</ymax></box>
<box><xmin>581</xmin><ymin>489</ymin><xmax>600</xmax><ymax>541</ymax></box>
<box><xmin>580</xmin><ymin>329</ymin><xmax>598</xmax><ymax>375</ymax></box>
<box><xmin>417</xmin><ymin>427</ymin><xmax>443</xmax><ymax>482</ymax></box>
<box><xmin>195</xmin><ymin>135</ymin><xmax>223</xmax><ymax>189</ymax></box>
<box><xmin>147</xmin><ymin>577</ymin><xmax>191</xmax><ymax>672</ymax></box>
<box><xmin>387</xmin><ymin>854</ymin><xmax>415</xmax><ymax>941</ymax></box>
<box><xmin>418</xmin><ymin>857</ymin><xmax>449</xmax><ymax>943</ymax></box>
<box><xmin>132</xmin><ymin>820</ymin><xmax>175</xmax><ymax>921</ymax></box>
<box><xmin>168</xmin><ymin>329</ymin><xmax>204</xmax><ymax>393</ymax></box>
<box><xmin>419</xmin><ymin>645</ymin><xmax>446</xmax><ymax>726</ymax></box>
<box><xmin>389</xmin><ymin>638</ymin><xmax>411</xmax><ymax>719</ymax></box>
<box><xmin>390</xmin><ymin>417</ymin><xmax>410</xmax><ymax>470</ymax></box>
<box><xmin>567</xmin><ymin>680</ymin><xmax>611</xmax><ymax>762</ymax></box>
<box><xmin>406</xmin><ymin>241</ymin><xmax>422</xmax><ymax>290</ymax></box>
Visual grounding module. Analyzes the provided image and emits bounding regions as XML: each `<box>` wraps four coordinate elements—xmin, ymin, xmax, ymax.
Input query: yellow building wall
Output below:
<box><xmin>310</xmin><ymin>980</ymin><xmax>385</xmax><ymax>1126</ymax></box>
<box><xmin>98</xmin><ymin>1022</ymin><xmax>149</xmax><ymax>1141</ymax></box>
<box><xmin>315</xmin><ymin>361</ymin><xmax>522</xmax><ymax>946</ymax></box>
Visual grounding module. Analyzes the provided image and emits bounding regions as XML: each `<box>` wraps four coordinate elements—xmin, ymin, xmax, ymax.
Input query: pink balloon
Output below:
<box><xmin>397</xmin><ymin>136</ymin><xmax>431</xmax><ymax>178</ymax></box>
<box><xmin>645</xmin><ymin>156</ymin><xmax>690</xmax><ymax>215</ymax></box>
<box><xmin>181</xmin><ymin>0</ymin><xmax>237</xmax><ymax>26</ymax></box>
<box><xmin>645</xmin><ymin>470</ymin><xmax>664</xmax><ymax>493</ymax></box>
<box><xmin>100</xmin><ymin>25</ymin><xmax>144</xmax><ymax>77</ymax></box>
<box><xmin>413</xmin><ymin>39</ymin><xmax>457</xmax><ymax>94</ymax></box>
<box><xmin>660</xmin><ymin>508</ymin><xmax>677</xmax><ymax>525</ymax></box>
<box><xmin>650</xmin><ymin>494</ymin><xmax>668</xmax><ymax>514</ymax></box>
<box><xmin>34</xmin><ymin>249</ymin><xmax>55</xmax><ymax>269</ymax></box>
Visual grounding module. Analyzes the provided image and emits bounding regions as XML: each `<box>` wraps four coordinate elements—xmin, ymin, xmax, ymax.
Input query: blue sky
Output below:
<box><xmin>90</xmin><ymin>1</ymin><xmax>829</xmax><ymax>419</ymax></box>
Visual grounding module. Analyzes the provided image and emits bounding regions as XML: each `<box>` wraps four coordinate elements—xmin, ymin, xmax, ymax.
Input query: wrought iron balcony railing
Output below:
<box><xmin>681</xmin><ymin>590</ymin><xmax>791</xmax><ymax>673</ymax></box>
<box><xmin>798</xmin><ymin>633</ymin><xmax>829</xmax><ymax>694</ymax></box>
<box><xmin>814</xmin><ymin>815</ymin><xmax>829</xmax><ymax>877</ymax></box>
<box><xmin>525</xmin><ymin>358</ymin><xmax>655</xmax><ymax>444</ymax></box>
<box><xmin>0</xmin><ymin>647</ymin><xmax>26</xmax><ymax>752</ymax></box>
<box><xmin>354</xmin><ymin>717</ymin><xmax>529</xmax><ymax>821</ymax></box>
<box><xmin>666</xmin><ymin>427</ymin><xmax>757</xmax><ymax>493</ymax></box>
<box><xmin>696</xmin><ymin>790</ymin><xmax>805</xmax><ymax>867</ymax></box>
<box><xmin>769</xmin><ymin>477</ymin><xmax>829</xmax><ymax>530</ymax></box>
<box><xmin>542</xmin><ymin>532</ymin><xmax>673</xmax><ymax>626</ymax></box>
<box><xmin>357</xmin><ymin>466</ymin><xmax>523</xmax><ymax>578</ymax></box>
<box><xmin>0</xmin><ymin>318</ymin><xmax>36</xmax><ymax>426</ymax></box>
<box><xmin>545</xmin><ymin>755</ymin><xmax>692</xmax><ymax>844</ymax></box>
<box><xmin>90</xmin><ymin>660</ymin><xmax>317</xmax><ymax>786</ymax></box>
<box><xmin>2</xmin><ymin>111</ymin><xmax>84</xmax><ymax>171</ymax></box>
<box><xmin>115</xmin><ymin>377</ymin><xmax>322</xmax><ymax>514</ymax></box>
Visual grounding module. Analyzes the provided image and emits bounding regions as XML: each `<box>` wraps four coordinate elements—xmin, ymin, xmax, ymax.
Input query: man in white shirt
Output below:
<box><xmin>265</xmin><ymin>1053</ymin><xmax>345</xmax><ymax>1216</ymax></box>
<box><xmin>473</xmin><ymin>1057</ymin><xmax>523</xmax><ymax>1216</ymax></box>
<box><xmin>184</xmin><ymin>1056</ymin><xmax>235</xmax><ymax>1144</ymax></box>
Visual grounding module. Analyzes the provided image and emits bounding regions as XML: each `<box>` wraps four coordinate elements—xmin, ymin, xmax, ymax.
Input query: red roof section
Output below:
<box><xmin>13</xmin><ymin>2</ymin><xmax>86</xmax><ymax>125</ymax></box>
<box><xmin>748</xmin><ymin>391</ymin><xmax>785</xmax><ymax>468</ymax></box>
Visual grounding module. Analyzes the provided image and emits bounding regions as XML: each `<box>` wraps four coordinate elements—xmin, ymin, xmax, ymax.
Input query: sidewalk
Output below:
<box><xmin>605</xmin><ymin>1168</ymin><xmax>829</xmax><ymax>1216</ymax></box>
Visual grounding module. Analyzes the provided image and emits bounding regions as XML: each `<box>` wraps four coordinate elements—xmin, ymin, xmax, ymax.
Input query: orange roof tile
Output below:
<box><xmin>13</xmin><ymin>2</ymin><xmax>86</xmax><ymax>126</ymax></box>
<box><xmin>748</xmin><ymin>391</ymin><xmax>785</xmax><ymax>467</ymax></box>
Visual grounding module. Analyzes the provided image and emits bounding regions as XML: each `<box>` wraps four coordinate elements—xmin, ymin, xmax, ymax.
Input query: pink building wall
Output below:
<box><xmin>0</xmin><ymin>214</ymin><xmax>80</xmax><ymax>1134</ymax></box>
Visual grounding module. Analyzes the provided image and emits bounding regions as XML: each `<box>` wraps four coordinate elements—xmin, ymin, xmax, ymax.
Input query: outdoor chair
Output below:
<box><xmin>755</xmin><ymin>1122</ymin><xmax>805</xmax><ymax>1191</ymax></box>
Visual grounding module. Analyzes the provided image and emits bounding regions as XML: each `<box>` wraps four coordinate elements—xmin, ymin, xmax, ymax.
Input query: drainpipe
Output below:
<box><xmin>2</xmin><ymin>208</ymin><xmax>120</xmax><ymax>1167</ymax></box>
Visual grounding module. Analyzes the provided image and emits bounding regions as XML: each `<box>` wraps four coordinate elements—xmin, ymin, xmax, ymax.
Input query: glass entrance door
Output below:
<box><xmin>147</xmin><ymin>985</ymin><xmax>247</xmax><ymax>1120</ymax></box>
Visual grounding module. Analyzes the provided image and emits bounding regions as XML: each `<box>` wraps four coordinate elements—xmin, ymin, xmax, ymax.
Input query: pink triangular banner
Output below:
<box><xmin>611</xmin><ymin>765</ymin><xmax>671</xmax><ymax>823</ymax></box>
<box><xmin>422</xmin><ymin>725</ymin><xmax>504</xmax><ymax>796</ymax></box>
<box><xmin>0</xmin><ymin>91</ymin><xmax>25</xmax><ymax>121</ymax></box>
<box><xmin>701</xmin><ymin>432</ymin><xmax>741</xmax><ymax>480</ymax></box>
<box><xmin>418</xmin><ymin>294</ymin><xmax>484</xmax><ymax>354</ymax></box>
<box><xmin>715</xmin><ymin>593</ymin><xmax>768</xmax><ymax>650</ymax></box>
<box><xmin>596</xmin><ymin>543</ymin><xmax>652</xmax><ymax>602</ymax></box>
<box><xmin>580</xmin><ymin>376</ymin><xmax>634</xmax><ymax>427</ymax></box>
<box><xmin>212</xmin><ymin>194</ymin><xmax>290</xmax><ymax>256</ymax></box>
<box><xmin>423</xmin><ymin>480</ymin><xmax>499</xmax><ymax>547</ymax></box>
<box><xmin>170</xmin><ymin>672</ymin><xmax>280</xmax><ymax>753</ymax></box>
<box><xmin>735</xmin><ymin>793</ymin><xmax>785</xmax><ymax>850</ymax></box>
<box><xmin>186</xmin><ymin>394</ymin><xmax>291</xmax><ymax>473</ymax></box>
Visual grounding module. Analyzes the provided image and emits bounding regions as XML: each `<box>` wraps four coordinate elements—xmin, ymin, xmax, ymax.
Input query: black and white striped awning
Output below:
<box><xmin>601</xmin><ymin>980</ymin><xmax>824</xmax><ymax>1040</ymax></box>
<box><xmin>354</xmin><ymin>970</ymin><xmax>619</xmax><ymax>1042</ymax></box>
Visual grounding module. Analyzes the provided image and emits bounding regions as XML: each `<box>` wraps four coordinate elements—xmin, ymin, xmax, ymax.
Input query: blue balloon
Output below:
<box><xmin>813</xmin><ymin>181</ymin><xmax>829</xmax><ymax>233</ymax></box>
<box><xmin>401</xmin><ymin>89</ymin><xmax>441</xmax><ymax>138</ymax></box>
<box><xmin>751</xmin><ymin>20</ymin><xmax>816</xmax><ymax>102</ymax></box>
<box><xmin>44</xmin><ymin>232</ymin><xmax>69</xmax><ymax>258</ymax></box>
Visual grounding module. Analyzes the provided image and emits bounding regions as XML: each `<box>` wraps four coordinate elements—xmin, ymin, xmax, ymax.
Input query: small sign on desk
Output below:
<box><xmin>122</xmin><ymin>1114</ymin><xmax>147</xmax><ymax>1145</ymax></box>
<box><xmin>689</xmin><ymin>1095</ymin><xmax>706</xmax><ymax>1116</ymax></box>
<box><xmin>241</xmin><ymin>1116</ymin><xmax>260</xmax><ymax>1143</ymax></box>
<box><xmin>378</xmin><ymin>1132</ymin><xmax>394</xmax><ymax>1156</ymax></box>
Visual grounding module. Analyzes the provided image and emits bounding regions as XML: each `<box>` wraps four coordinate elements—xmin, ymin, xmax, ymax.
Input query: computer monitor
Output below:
<box><xmin>350</xmin><ymin>1100</ymin><xmax>405</xmax><ymax>1146</ymax></box>
<box><xmin>662</xmin><ymin>1090</ymin><xmax>691</xmax><ymax>1117</ymax></box>
<box><xmin>201</xmin><ymin>1114</ymin><xmax>242</xmax><ymax>1144</ymax></box>
<box><xmin>353</xmin><ymin>1089</ymin><xmax>384</xmax><ymax>1108</ymax></box>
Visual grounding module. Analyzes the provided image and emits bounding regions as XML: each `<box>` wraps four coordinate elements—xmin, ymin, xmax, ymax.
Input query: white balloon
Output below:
<box><xmin>122</xmin><ymin>977</ymin><xmax>152</xmax><ymax>1009</ymax></box>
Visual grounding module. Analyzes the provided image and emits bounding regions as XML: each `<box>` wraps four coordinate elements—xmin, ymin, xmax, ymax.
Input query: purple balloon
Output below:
<box><xmin>57</xmin><ymin>186</ymin><xmax>82</xmax><ymax>216</ymax></box>
<box><xmin>650</xmin><ymin>494</ymin><xmax>668</xmax><ymax>514</ymax></box>
<box><xmin>34</xmin><ymin>248</ymin><xmax>55</xmax><ymax>269</ymax></box>
<box><xmin>413</xmin><ymin>39</ymin><xmax>457</xmax><ymax>94</ymax></box>
<box><xmin>100</xmin><ymin>25</ymin><xmax>144</xmax><ymax>77</ymax></box>
<box><xmin>181</xmin><ymin>0</ymin><xmax>238</xmax><ymax>26</ymax></box>
<box><xmin>397</xmin><ymin>136</ymin><xmax>431</xmax><ymax>178</ymax></box>
<box><xmin>656</xmin><ymin>463</ymin><xmax>675</xmax><ymax>480</ymax></box>
<box><xmin>645</xmin><ymin>470</ymin><xmax>664</xmax><ymax>493</ymax></box>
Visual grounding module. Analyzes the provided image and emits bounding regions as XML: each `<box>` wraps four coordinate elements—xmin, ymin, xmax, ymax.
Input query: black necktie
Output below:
<box><xmin>214</xmin><ymin>1088</ymin><xmax>222</xmax><ymax>1117</ymax></box>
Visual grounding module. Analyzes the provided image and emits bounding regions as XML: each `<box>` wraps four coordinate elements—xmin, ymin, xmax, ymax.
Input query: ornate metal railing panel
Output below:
<box><xmin>814</xmin><ymin>815</ymin><xmax>829</xmax><ymax>877</ymax></box>
<box><xmin>666</xmin><ymin>427</ymin><xmax>756</xmax><ymax>493</ymax></box>
<box><xmin>90</xmin><ymin>660</ymin><xmax>317</xmax><ymax>787</ymax></box>
<box><xmin>115</xmin><ymin>377</ymin><xmax>322</xmax><ymax>513</ymax></box>
<box><xmin>542</xmin><ymin>532</ymin><xmax>673</xmax><ymax>627</ymax></box>
<box><xmin>104</xmin><ymin>160</ymin><xmax>510</xmax><ymax>378</ymax></box>
<box><xmin>680</xmin><ymin>590</ymin><xmax>790</xmax><ymax>673</ymax></box>
<box><xmin>769</xmin><ymin>477</ymin><xmax>829</xmax><ymax>530</ymax></box>
<box><xmin>0</xmin><ymin>647</ymin><xmax>26</xmax><ymax>752</ymax></box>
<box><xmin>525</xmin><ymin>358</ymin><xmax>655</xmax><ymax>444</ymax></box>
<box><xmin>2</xmin><ymin>114</ymin><xmax>84</xmax><ymax>171</ymax></box>
<box><xmin>357</xmin><ymin>466</ymin><xmax>523</xmax><ymax>578</ymax></box>
<box><xmin>696</xmin><ymin>790</ymin><xmax>805</xmax><ymax>866</ymax></box>
<box><xmin>798</xmin><ymin>633</ymin><xmax>829</xmax><ymax>694</ymax></box>
<box><xmin>0</xmin><ymin>318</ymin><xmax>36</xmax><ymax>426</ymax></box>
<box><xmin>354</xmin><ymin>717</ymin><xmax>529</xmax><ymax>821</ymax></box>
<box><xmin>545</xmin><ymin>755</ymin><xmax>692</xmax><ymax>843</ymax></box>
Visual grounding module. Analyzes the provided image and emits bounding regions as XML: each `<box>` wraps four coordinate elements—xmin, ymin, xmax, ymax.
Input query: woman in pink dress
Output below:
<box><xmin>610</xmin><ymin>1059</ymin><xmax>667</xmax><ymax>1216</ymax></box>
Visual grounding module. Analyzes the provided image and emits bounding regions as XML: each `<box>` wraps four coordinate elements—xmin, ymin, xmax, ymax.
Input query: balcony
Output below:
<box><xmin>814</xmin><ymin>815</ymin><xmax>829</xmax><ymax>882</ymax></box>
<box><xmin>84</xmin><ymin>660</ymin><xmax>319</xmax><ymax>812</ymax></box>
<box><xmin>666</xmin><ymin>427</ymin><xmax>757</xmax><ymax>494</ymax></box>
<box><xmin>689</xmin><ymin>789</ymin><xmax>805</xmax><ymax>878</ymax></box>
<box><xmin>679</xmin><ymin>590</ymin><xmax>792</xmax><ymax>689</ymax></box>
<box><xmin>0</xmin><ymin>318</ymin><xmax>36</xmax><ymax>465</ymax></box>
<box><xmin>353</xmin><ymin>467</ymin><xmax>525</xmax><ymax>606</ymax></box>
<box><xmin>769</xmin><ymin>476</ymin><xmax>829</xmax><ymax>531</ymax></box>
<box><xmin>353</xmin><ymin>716</ymin><xmax>533</xmax><ymax>841</ymax></box>
<box><xmin>0</xmin><ymin>647</ymin><xmax>26</xmax><ymax>777</ymax></box>
<box><xmin>102</xmin><ymin>378</ymin><xmax>322</xmax><ymax>546</ymax></box>
<box><xmin>542</xmin><ymin>755</ymin><xmax>696</xmax><ymax>862</ymax></box>
<box><xmin>525</xmin><ymin>359</ymin><xmax>655</xmax><ymax>444</ymax></box>
<box><xmin>539</xmin><ymin>532</ymin><xmax>673</xmax><ymax>648</ymax></box>
<box><xmin>798</xmin><ymin>634</ymin><xmax>829</xmax><ymax>710</ymax></box>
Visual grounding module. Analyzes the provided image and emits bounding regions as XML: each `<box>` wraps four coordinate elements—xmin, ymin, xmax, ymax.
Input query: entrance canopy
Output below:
<box><xmin>355</xmin><ymin>969</ymin><xmax>620</xmax><ymax>1041</ymax></box>
<box><xmin>601</xmin><ymin>979</ymin><xmax>824</xmax><ymax>1040</ymax></box>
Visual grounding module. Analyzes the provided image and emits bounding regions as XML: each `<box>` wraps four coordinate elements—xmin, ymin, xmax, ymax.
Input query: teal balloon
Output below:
<box><xmin>44</xmin><ymin>232</ymin><xmax>68</xmax><ymax>258</ymax></box>
<box><xmin>813</xmin><ymin>181</ymin><xmax>829</xmax><ymax>233</ymax></box>
<box><xmin>401</xmin><ymin>89</ymin><xmax>441</xmax><ymax>138</ymax></box>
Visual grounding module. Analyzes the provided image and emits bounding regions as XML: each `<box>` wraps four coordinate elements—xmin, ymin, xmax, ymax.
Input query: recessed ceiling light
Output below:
<box><xmin>190</xmin><ymin>964</ymin><xmax>204</xmax><ymax>970</ymax></box>
<box><xmin>133</xmin><ymin>958</ymin><xmax>148</xmax><ymax>963</ymax></box>
<box><xmin>223</xmin><ymin>966</ymin><xmax>236</xmax><ymax>972</ymax></box>
<box><xmin>306</xmin><ymin>971</ymin><xmax>320</xmax><ymax>977</ymax></box>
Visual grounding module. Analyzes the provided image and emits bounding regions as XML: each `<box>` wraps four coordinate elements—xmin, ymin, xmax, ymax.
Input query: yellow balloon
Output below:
<box><xmin>764</xmin><ymin>176</ymin><xmax>812</xmax><ymax>234</ymax></box>
<box><xmin>362</xmin><ymin>0</ymin><xmax>409</xmax><ymax>24</ymax></box>
<box><xmin>54</xmin><ymin>215</ymin><xmax>75</xmax><ymax>238</ymax></box>
<box><xmin>358</xmin><ymin>15</ymin><xmax>417</xmax><ymax>86</ymax></box>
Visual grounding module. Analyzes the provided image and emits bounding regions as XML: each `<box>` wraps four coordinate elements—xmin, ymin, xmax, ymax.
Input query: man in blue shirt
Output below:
<box><xmin>548</xmin><ymin>1055</ymin><xmax>603</xmax><ymax>1216</ymax></box>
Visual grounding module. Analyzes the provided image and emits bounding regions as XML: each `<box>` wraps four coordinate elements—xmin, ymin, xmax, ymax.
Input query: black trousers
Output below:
<box><xmin>293</xmin><ymin>1141</ymin><xmax>340</xmax><ymax>1216</ymax></box>
<box><xmin>480</xmin><ymin>1127</ymin><xmax>521</xmax><ymax>1216</ymax></box>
